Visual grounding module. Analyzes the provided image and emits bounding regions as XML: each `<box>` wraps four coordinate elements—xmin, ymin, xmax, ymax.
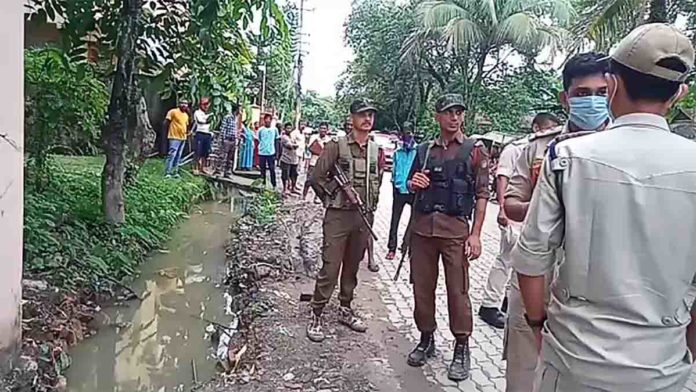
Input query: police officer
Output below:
<box><xmin>306</xmin><ymin>98</ymin><xmax>383</xmax><ymax>342</ymax></box>
<box><xmin>502</xmin><ymin>52</ymin><xmax>611</xmax><ymax>392</ymax></box>
<box><xmin>406</xmin><ymin>94</ymin><xmax>490</xmax><ymax>381</ymax></box>
<box><xmin>513</xmin><ymin>24</ymin><xmax>696</xmax><ymax>391</ymax></box>
<box><xmin>478</xmin><ymin>113</ymin><xmax>561</xmax><ymax>330</ymax></box>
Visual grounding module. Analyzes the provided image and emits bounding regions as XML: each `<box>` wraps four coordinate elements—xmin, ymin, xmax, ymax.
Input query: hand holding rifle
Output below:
<box><xmin>332</xmin><ymin>163</ymin><xmax>378</xmax><ymax>241</ymax></box>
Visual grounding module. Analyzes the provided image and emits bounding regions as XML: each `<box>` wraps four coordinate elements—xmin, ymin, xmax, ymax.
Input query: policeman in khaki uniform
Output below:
<box><xmin>512</xmin><ymin>24</ymin><xmax>696</xmax><ymax>391</ymax></box>
<box><xmin>406</xmin><ymin>94</ymin><xmax>489</xmax><ymax>381</ymax></box>
<box><xmin>307</xmin><ymin>99</ymin><xmax>383</xmax><ymax>343</ymax></box>
<box><xmin>478</xmin><ymin>113</ymin><xmax>560</xmax><ymax>330</ymax></box>
<box><xmin>503</xmin><ymin>52</ymin><xmax>611</xmax><ymax>392</ymax></box>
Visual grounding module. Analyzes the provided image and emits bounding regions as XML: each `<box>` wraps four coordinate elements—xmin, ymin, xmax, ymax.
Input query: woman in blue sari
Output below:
<box><xmin>239</xmin><ymin>122</ymin><xmax>254</xmax><ymax>171</ymax></box>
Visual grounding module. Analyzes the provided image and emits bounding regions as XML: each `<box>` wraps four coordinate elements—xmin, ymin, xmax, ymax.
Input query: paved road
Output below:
<box><xmin>369</xmin><ymin>174</ymin><xmax>696</xmax><ymax>392</ymax></box>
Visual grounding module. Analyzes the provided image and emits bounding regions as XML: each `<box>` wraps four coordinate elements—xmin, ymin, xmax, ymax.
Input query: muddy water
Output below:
<box><xmin>67</xmin><ymin>200</ymin><xmax>242</xmax><ymax>392</ymax></box>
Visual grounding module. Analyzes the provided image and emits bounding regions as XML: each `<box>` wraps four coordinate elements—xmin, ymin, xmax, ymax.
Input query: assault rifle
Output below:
<box><xmin>332</xmin><ymin>163</ymin><xmax>378</xmax><ymax>241</ymax></box>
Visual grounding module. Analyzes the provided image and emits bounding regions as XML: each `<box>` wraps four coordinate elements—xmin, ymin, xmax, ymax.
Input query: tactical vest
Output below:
<box><xmin>415</xmin><ymin>139</ymin><xmax>476</xmax><ymax>218</ymax></box>
<box><xmin>328</xmin><ymin>137</ymin><xmax>381</xmax><ymax>211</ymax></box>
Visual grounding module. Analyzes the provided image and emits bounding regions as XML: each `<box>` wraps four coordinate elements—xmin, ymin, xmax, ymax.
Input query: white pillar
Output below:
<box><xmin>0</xmin><ymin>0</ymin><xmax>24</xmax><ymax>376</ymax></box>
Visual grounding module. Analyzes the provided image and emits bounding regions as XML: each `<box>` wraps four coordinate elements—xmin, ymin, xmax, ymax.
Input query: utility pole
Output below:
<box><xmin>293</xmin><ymin>0</ymin><xmax>310</xmax><ymax>129</ymax></box>
<box><xmin>260</xmin><ymin>63</ymin><xmax>267</xmax><ymax>114</ymax></box>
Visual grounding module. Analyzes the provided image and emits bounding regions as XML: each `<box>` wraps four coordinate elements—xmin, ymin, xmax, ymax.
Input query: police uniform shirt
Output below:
<box><xmin>511</xmin><ymin>113</ymin><xmax>696</xmax><ymax>391</ymax></box>
<box><xmin>505</xmin><ymin>125</ymin><xmax>564</xmax><ymax>203</ymax></box>
<box><xmin>497</xmin><ymin>138</ymin><xmax>527</xmax><ymax>180</ymax></box>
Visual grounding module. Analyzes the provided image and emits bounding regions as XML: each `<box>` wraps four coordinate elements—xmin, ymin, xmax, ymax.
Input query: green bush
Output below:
<box><xmin>24</xmin><ymin>156</ymin><xmax>205</xmax><ymax>288</ymax></box>
<box><xmin>247</xmin><ymin>189</ymin><xmax>281</xmax><ymax>226</ymax></box>
<box><xmin>24</xmin><ymin>48</ymin><xmax>109</xmax><ymax>189</ymax></box>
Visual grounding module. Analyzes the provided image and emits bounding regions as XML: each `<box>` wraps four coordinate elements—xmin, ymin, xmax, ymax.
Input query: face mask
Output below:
<box><xmin>402</xmin><ymin>135</ymin><xmax>415</xmax><ymax>149</ymax></box>
<box><xmin>568</xmin><ymin>96</ymin><xmax>609</xmax><ymax>131</ymax></box>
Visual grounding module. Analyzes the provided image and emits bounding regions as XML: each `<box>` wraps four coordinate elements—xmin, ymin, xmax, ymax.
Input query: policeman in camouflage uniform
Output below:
<box><xmin>503</xmin><ymin>52</ymin><xmax>611</xmax><ymax>392</ymax></box>
<box><xmin>306</xmin><ymin>99</ymin><xmax>384</xmax><ymax>343</ymax></box>
<box><xmin>406</xmin><ymin>94</ymin><xmax>490</xmax><ymax>381</ymax></box>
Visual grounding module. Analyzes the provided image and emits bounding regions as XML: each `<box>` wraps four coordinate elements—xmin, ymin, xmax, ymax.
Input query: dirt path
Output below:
<box><xmin>205</xmin><ymin>197</ymin><xmax>441</xmax><ymax>392</ymax></box>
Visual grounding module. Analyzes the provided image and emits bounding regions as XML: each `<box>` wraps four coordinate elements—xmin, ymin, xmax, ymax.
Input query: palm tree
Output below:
<box><xmin>570</xmin><ymin>0</ymin><xmax>673</xmax><ymax>52</ymax></box>
<box><xmin>403</xmin><ymin>0</ymin><xmax>575</xmax><ymax>124</ymax></box>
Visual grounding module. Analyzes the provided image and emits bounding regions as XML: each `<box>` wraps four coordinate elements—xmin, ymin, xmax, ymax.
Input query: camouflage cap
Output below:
<box><xmin>435</xmin><ymin>94</ymin><xmax>466</xmax><ymax>112</ymax></box>
<box><xmin>350</xmin><ymin>98</ymin><xmax>377</xmax><ymax>114</ymax></box>
<box><xmin>609</xmin><ymin>23</ymin><xmax>694</xmax><ymax>82</ymax></box>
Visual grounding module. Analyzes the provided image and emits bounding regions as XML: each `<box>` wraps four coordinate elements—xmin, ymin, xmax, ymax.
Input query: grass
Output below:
<box><xmin>24</xmin><ymin>156</ymin><xmax>206</xmax><ymax>288</ymax></box>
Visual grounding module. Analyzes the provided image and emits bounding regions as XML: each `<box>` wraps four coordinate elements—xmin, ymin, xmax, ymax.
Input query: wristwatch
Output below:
<box><xmin>524</xmin><ymin>313</ymin><xmax>546</xmax><ymax>329</ymax></box>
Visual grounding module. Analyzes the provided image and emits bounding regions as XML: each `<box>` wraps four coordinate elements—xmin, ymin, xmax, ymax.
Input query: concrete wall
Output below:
<box><xmin>0</xmin><ymin>0</ymin><xmax>24</xmax><ymax>376</ymax></box>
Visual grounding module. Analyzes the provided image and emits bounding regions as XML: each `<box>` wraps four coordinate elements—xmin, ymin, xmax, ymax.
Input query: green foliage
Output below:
<box><xmin>24</xmin><ymin>48</ymin><xmax>109</xmax><ymax>189</ymax></box>
<box><xmin>478</xmin><ymin>68</ymin><xmax>563</xmax><ymax>133</ymax></box>
<box><xmin>338</xmin><ymin>0</ymin><xmax>427</xmax><ymax>131</ymax></box>
<box><xmin>171</xmin><ymin>0</ymin><xmax>290</xmax><ymax>119</ymax></box>
<box><xmin>248</xmin><ymin>189</ymin><xmax>280</xmax><ymax>226</ymax></box>
<box><xmin>301</xmin><ymin>91</ymin><xmax>342</xmax><ymax>127</ymax></box>
<box><xmin>569</xmin><ymin>0</ymin><xmax>690</xmax><ymax>52</ymax></box>
<box><xmin>27</xmin><ymin>0</ymin><xmax>290</xmax><ymax>123</ymax></box>
<box><xmin>340</xmin><ymin>0</ymin><xmax>572</xmax><ymax>136</ymax></box>
<box><xmin>246</xmin><ymin>2</ymin><xmax>299</xmax><ymax>121</ymax></box>
<box><xmin>24</xmin><ymin>156</ymin><xmax>205</xmax><ymax>288</ymax></box>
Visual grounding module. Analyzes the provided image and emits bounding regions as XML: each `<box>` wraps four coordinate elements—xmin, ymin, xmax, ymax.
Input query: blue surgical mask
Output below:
<box><xmin>568</xmin><ymin>96</ymin><xmax>609</xmax><ymax>131</ymax></box>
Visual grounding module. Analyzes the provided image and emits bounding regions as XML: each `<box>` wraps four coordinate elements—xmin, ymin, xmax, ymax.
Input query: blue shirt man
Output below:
<box><xmin>258</xmin><ymin>126</ymin><xmax>279</xmax><ymax>156</ymax></box>
<box><xmin>386</xmin><ymin>127</ymin><xmax>417</xmax><ymax>258</ymax></box>
<box><xmin>257</xmin><ymin>115</ymin><xmax>280</xmax><ymax>188</ymax></box>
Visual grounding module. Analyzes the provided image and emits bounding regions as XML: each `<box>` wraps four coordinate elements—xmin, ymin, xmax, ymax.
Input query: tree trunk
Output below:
<box><xmin>124</xmin><ymin>95</ymin><xmax>156</xmax><ymax>185</ymax></box>
<box><xmin>647</xmin><ymin>0</ymin><xmax>668</xmax><ymax>23</ymax></box>
<box><xmin>102</xmin><ymin>0</ymin><xmax>143</xmax><ymax>225</ymax></box>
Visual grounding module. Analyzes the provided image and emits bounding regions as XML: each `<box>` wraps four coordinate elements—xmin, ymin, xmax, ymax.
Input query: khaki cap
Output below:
<box><xmin>610</xmin><ymin>23</ymin><xmax>694</xmax><ymax>82</ymax></box>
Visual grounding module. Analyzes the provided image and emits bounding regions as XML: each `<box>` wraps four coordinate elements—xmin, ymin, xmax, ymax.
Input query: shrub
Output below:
<box><xmin>24</xmin><ymin>48</ymin><xmax>109</xmax><ymax>190</ymax></box>
<box><xmin>24</xmin><ymin>156</ymin><xmax>205</xmax><ymax>288</ymax></box>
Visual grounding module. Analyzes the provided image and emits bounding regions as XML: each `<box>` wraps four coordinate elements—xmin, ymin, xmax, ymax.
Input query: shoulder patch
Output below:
<box><xmin>511</xmin><ymin>137</ymin><xmax>528</xmax><ymax>146</ymax></box>
<box><xmin>552</xmin><ymin>130</ymin><xmax>596</xmax><ymax>145</ymax></box>
<box><xmin>529</xmin><ymin>127</ymin><xmax>562</xmax><ymax>142</ymax></box>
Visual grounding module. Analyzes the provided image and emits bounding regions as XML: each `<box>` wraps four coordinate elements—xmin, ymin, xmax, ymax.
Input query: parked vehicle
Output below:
<box><xmin>371</xmin><ymin>131</ymin><xmax>398</xmax><ymax>171</ymax></box>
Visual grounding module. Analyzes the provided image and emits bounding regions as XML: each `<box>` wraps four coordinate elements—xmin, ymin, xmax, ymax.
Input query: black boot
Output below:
<box><xmin>448</xmin><ymin>340</ymin><xmax>470</xmax><ymax>381</ymax></box>
<box><xmin>407</xmin><ymin>333</ymin><xmax>435</xmax><ymax>367</ymax></box>
<box><xmin>478</xmin><ymin>306</ymin><xmax>505</xmax><ymax>329</ymax></box>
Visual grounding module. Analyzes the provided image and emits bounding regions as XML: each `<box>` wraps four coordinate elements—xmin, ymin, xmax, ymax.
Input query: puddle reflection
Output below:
<box><xmin>67</xmin><ymin>202</ymin><xmax>235</xmax><ymax>392</ymax></box>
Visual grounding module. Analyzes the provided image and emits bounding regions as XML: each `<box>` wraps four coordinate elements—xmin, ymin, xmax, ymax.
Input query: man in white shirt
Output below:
<box><xmin>303</xmin><ymin>122</ymin><xmax>331</xmax><ymax>200</ymax></box>
<box><xmin>193</xmin><ymin>97</ymin><xmax>213</xmax><ymax>174</ymax></box>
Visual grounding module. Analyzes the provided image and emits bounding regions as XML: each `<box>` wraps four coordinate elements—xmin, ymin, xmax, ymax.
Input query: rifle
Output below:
<box><xmin>332</xmin><ymin>163</ymin><xmax>378</xmax><ymax>241</ymax></box>
<box><xmin>393</xmin><ymin>143</ymin><xmax>433</xmax><ymax>282</ymax></box>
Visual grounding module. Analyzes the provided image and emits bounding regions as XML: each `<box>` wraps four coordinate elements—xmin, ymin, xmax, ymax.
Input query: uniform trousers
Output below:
<box><xmin>533</xmin><ymin>362</ymin><xmax>606</xmax><ymax>392</ymax></box>
<box><xmin>410</xmin><ymin>233</ymin><xmax>472</xmax><ymax>339</ymax></box>
<box><xmin>311</xmin><ymin>209</ymin><xmax>373</xmax><ymax>311</ymax></box>
<box><xmin>504</xmin><ymin>278</ymin><xmax>538</xmax><ymax>392</ymax></box>
<box><xmin>481</xmin><ymin>223</ymin><xmax>519</xmax><ymax>308</ymax></box>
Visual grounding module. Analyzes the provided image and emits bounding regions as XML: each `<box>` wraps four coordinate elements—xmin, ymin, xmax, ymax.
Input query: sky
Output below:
<box><xmin>300</xmin><ymin>0</ymin><xmax>353</xmax><ymax>97</ymax></box>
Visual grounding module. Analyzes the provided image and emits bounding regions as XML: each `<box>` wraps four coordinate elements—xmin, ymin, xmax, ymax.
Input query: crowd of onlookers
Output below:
<box><xmin>161</xmin><ymin>97</ymin><xmax>334</xmax><ymax>199</ymax></box>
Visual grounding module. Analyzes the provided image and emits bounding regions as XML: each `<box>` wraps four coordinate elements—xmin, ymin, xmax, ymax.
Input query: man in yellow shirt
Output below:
<box><xmin>164</xmin><ymin>99</ymin><xmax>190</xmax><ymax>177</ymax></box>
